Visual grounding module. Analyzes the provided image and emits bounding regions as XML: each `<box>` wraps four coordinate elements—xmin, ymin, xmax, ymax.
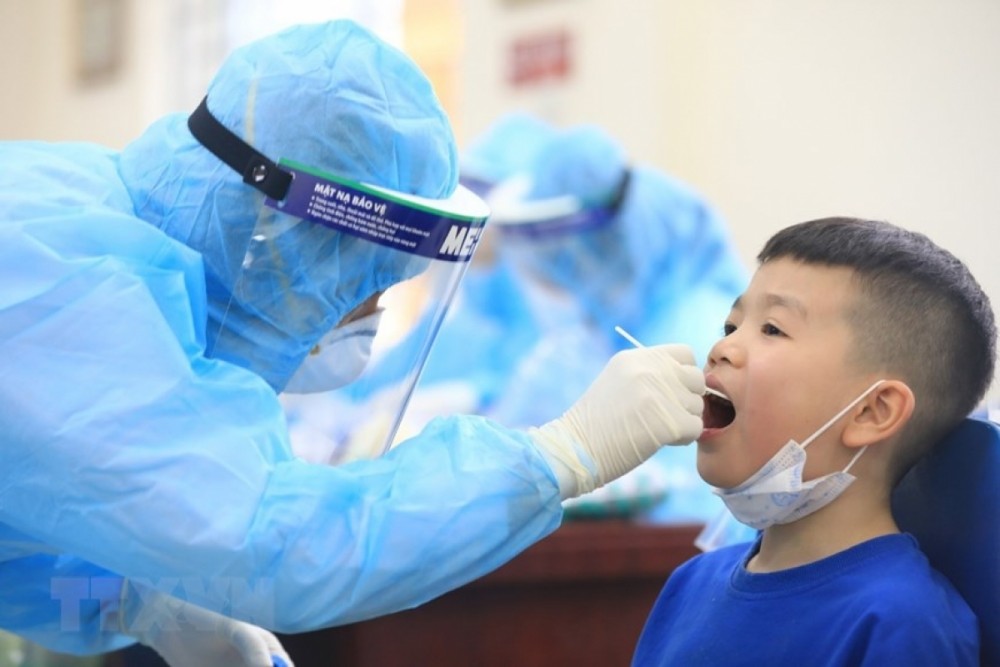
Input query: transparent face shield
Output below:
<box><xmin>306</xmin><ymin>174</ymin><xmax>491</xmax><ymax>460</ymax></box>
<box><xmin>187</xmin><ymin>98</ymin><xmax>490</xmax><ymax>461</ymax></box>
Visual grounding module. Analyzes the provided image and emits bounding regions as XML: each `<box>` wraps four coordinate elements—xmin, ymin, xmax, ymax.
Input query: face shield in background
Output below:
<box><xmin>487</xmin><ymin>170</ymin><xmax>633</xmax><ymax>324</ymax></box>
<box><xmin>188</xmin><ymin>99</ymin><xmax>490</xmax><ymax>460</ymax></box>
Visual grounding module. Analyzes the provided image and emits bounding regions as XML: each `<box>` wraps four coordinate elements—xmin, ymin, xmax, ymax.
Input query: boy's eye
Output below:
<box><xmin>722</xmin><ymin>322</ymin><xmax>737</xmax><ymax>336</ymax></box>
<box><xmin>762</xmin><ymin>323</ymin><xmax>784</xmax><ymax>336</ymax></box>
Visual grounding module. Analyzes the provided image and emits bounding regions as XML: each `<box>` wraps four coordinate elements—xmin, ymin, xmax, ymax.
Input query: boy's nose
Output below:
<box><xmin>708</xmin><ymin>333</ymin><xmax>741</xmax><ymax>368</ymax></box>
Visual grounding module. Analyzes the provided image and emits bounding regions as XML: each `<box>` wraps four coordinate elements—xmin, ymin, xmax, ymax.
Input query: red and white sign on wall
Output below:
<box><xmin>508</xmin><ymin>29</ymin><xmax>573</xmax><ymax>87</ymax></box>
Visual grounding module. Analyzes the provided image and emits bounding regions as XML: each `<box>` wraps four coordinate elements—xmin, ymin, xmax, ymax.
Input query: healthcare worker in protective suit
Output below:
<box><xmin>486</xmin><ymin>124</ymin><xmax>748</xmax><ymax>520</ymax></box>
<box><xmin>0</xmin><ymin>20</ymin><xmax>707</xmax><ymax>667</ymax></box>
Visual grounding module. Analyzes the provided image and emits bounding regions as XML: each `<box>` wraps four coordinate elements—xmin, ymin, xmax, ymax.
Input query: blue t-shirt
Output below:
<box><xmin>633</xmin><ymin>534</ymin><xmax>978</xmax><ymax>666</ymax></box>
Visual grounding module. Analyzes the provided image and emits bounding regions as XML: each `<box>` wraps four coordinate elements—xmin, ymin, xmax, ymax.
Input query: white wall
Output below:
<box><xmin>458</xmin><ymin>0</ymin><xmax>671</xmax><ymax>165</ymax></box>
<box><xmin>0</xmin><ymin>0</ymin><xmax>397</xmax><ymax>146</ymax></box>
<box><xmin>0</xmin><ymin>0</ymin><xmax>171</xmax><ymax>146</ymax></box>
<box><xmin>654</xmin><ymin>1</ymin><xmax>1000</xmax><ymax>294</ymax></box>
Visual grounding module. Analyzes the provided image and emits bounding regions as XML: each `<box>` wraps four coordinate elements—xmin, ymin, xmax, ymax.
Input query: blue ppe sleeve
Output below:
<box><xmin>0</xmin><ymin>214</ymin><xmax>563</xmax><ymax>633</ymax></box>
<box><xmin>0</xmin><ymin>545</ymin><xmax>133</xmax><ymax>655</ymax></box>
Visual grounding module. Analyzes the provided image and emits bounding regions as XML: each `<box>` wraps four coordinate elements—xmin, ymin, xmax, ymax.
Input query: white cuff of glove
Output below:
<box><xmin>116</xmin><ymin>579</ymin><xmax>294</xmax><ymax>667</ymax></box>
<box><xmin>529</xmin><ymin>420</ymin><xmax>600</xmax><ymax>499</ymax></box>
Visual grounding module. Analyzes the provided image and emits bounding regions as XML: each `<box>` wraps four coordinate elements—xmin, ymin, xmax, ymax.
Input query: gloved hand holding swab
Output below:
<box><xmin>613</xmin><ymin>326</ymin><xmax>729</xmax><ymax>400</ymax></box>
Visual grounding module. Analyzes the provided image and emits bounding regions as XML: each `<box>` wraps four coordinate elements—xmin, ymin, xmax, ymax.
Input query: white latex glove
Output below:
<box><xmin>528</xmin><ymin>345</ymin><xmax>704</xmax><ymax>499</ymax></box>
<box><xmin>115</xmin><ymin>580</ymin><xmax>294</xmax><ymax>667</ymax></box>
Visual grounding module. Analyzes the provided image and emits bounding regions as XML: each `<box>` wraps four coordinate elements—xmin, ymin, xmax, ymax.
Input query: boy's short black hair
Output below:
<box><xmin>758</xmin><ymin>217</ymin><xmax>996</xmax><ymax>482</ymax></box>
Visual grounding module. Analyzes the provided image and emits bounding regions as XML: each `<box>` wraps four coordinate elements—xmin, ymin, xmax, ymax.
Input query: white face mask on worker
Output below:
<box><xmin>284</xmin><ymin>309</ymin><xmax>383</xmax><ymax>394</ymax></box>
<box><xmin>713</xmin><ymin>380</ymin><xmax>884</xmax><ymax>530</ymax></box>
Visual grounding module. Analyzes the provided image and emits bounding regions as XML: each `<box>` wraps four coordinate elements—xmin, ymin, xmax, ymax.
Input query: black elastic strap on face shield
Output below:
<box><xmin>608</xmin><ymin>167</ymin><xmax>632</xmax><ymax>214</ymax></box>
<box><xmin>187</xmin><ymin>97</ymin><xmax>292</xmax><ymax>201</ymax></box>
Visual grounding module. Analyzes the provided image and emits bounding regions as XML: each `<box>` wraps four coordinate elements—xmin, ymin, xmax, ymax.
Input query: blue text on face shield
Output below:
<box><xmin>267</xmin><ymin>160</ymin><xmax>488</xmax><ymax>262</ymax></box>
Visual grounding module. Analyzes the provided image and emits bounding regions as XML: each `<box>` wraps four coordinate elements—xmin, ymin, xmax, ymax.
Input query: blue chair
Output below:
<box><xmin>892</xmin><ymin>417</ymin><xmax>1000</xmax><ymax>665</ymax></box>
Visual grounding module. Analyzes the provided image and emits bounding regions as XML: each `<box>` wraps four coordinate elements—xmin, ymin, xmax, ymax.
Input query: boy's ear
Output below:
<box><xmin>843</xmin><ymin>380</ymin><xmax>915</xmax><ymax>448</ymax></box>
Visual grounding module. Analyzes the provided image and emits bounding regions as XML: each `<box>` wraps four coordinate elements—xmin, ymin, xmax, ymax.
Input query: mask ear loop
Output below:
<box><xmin>800</xmin><ymin>379</ymin><xmax>886</xmax><ymax>450</ymax></box>
<box><xmin>842</xmin><ymin>442</ymin><xmax>869</xmax><ymax>474</ymax></box>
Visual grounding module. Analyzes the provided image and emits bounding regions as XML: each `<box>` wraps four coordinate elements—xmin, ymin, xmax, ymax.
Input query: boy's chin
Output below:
<box><xmin>695</xmin><ymin>450</ymin><xmax>739</xmax><ymax>489</ymax></box>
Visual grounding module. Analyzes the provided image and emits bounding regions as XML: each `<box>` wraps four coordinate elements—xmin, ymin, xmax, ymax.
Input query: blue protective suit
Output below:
<box><xmin>500</xmin><ymin>125</ymin><xmax>747</xmax><ymax>364</ymax></box>
<box><xmin>0</xmin><ymin>21</ymin><xmax>562</xmax><ymax>655</ymax></box>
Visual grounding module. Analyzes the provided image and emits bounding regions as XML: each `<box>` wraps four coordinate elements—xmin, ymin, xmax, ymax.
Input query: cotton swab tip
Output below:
<box><xmin>613</xmin><ymin>325</ymin><xmax>644</xmax><ymax>349</ymax></box>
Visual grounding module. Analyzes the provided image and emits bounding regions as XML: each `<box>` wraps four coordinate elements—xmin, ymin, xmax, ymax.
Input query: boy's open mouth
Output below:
<box><xmin>703</xmin><ymin>392</ymin><xmax>736</xmax><ymax>429</ymax></box>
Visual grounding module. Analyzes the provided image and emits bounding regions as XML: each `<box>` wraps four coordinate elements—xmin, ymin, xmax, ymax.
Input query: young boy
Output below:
<box><xmin>632</xmin><ymin>217</ymin><xmax>995</xmax><ymax>666</ymax></box>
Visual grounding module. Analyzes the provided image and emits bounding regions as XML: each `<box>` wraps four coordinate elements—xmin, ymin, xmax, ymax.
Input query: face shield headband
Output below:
<box><xmin>187</xmin><ymin>98</ymin><xmax>491</xmax><ymax>458</ymax></box>
<box><xmin>188</xmin><ymin>96</ymin><xmax>293</xmax><ymax>200</ymax></box>
<box><xmin>485</xmin><ymin>169</ymin><xmax>634</xmax><ymax>324</ymax></box>
<box><xmin>488</xmin><ymin>168</ymin><xmax>631</xmax><ymax>240</ymax></box>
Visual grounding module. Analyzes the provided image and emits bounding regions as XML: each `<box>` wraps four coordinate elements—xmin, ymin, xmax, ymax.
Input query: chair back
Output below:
<box><xmin>892</xmin><ymin>417</ymin><xmax>1000</xmax><ymax>665</ymax></box>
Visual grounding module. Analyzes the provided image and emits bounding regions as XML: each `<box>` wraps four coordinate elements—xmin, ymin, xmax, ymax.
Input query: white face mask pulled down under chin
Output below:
<box><xmin>283</xmin><ymin>309</ymin><xmax>383</xmax><ymax>394</ymax></box>
<box><xmin>713</xmin><ymin>380</ymin><xmax>885</xmax><ymax>530</ymax></box>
